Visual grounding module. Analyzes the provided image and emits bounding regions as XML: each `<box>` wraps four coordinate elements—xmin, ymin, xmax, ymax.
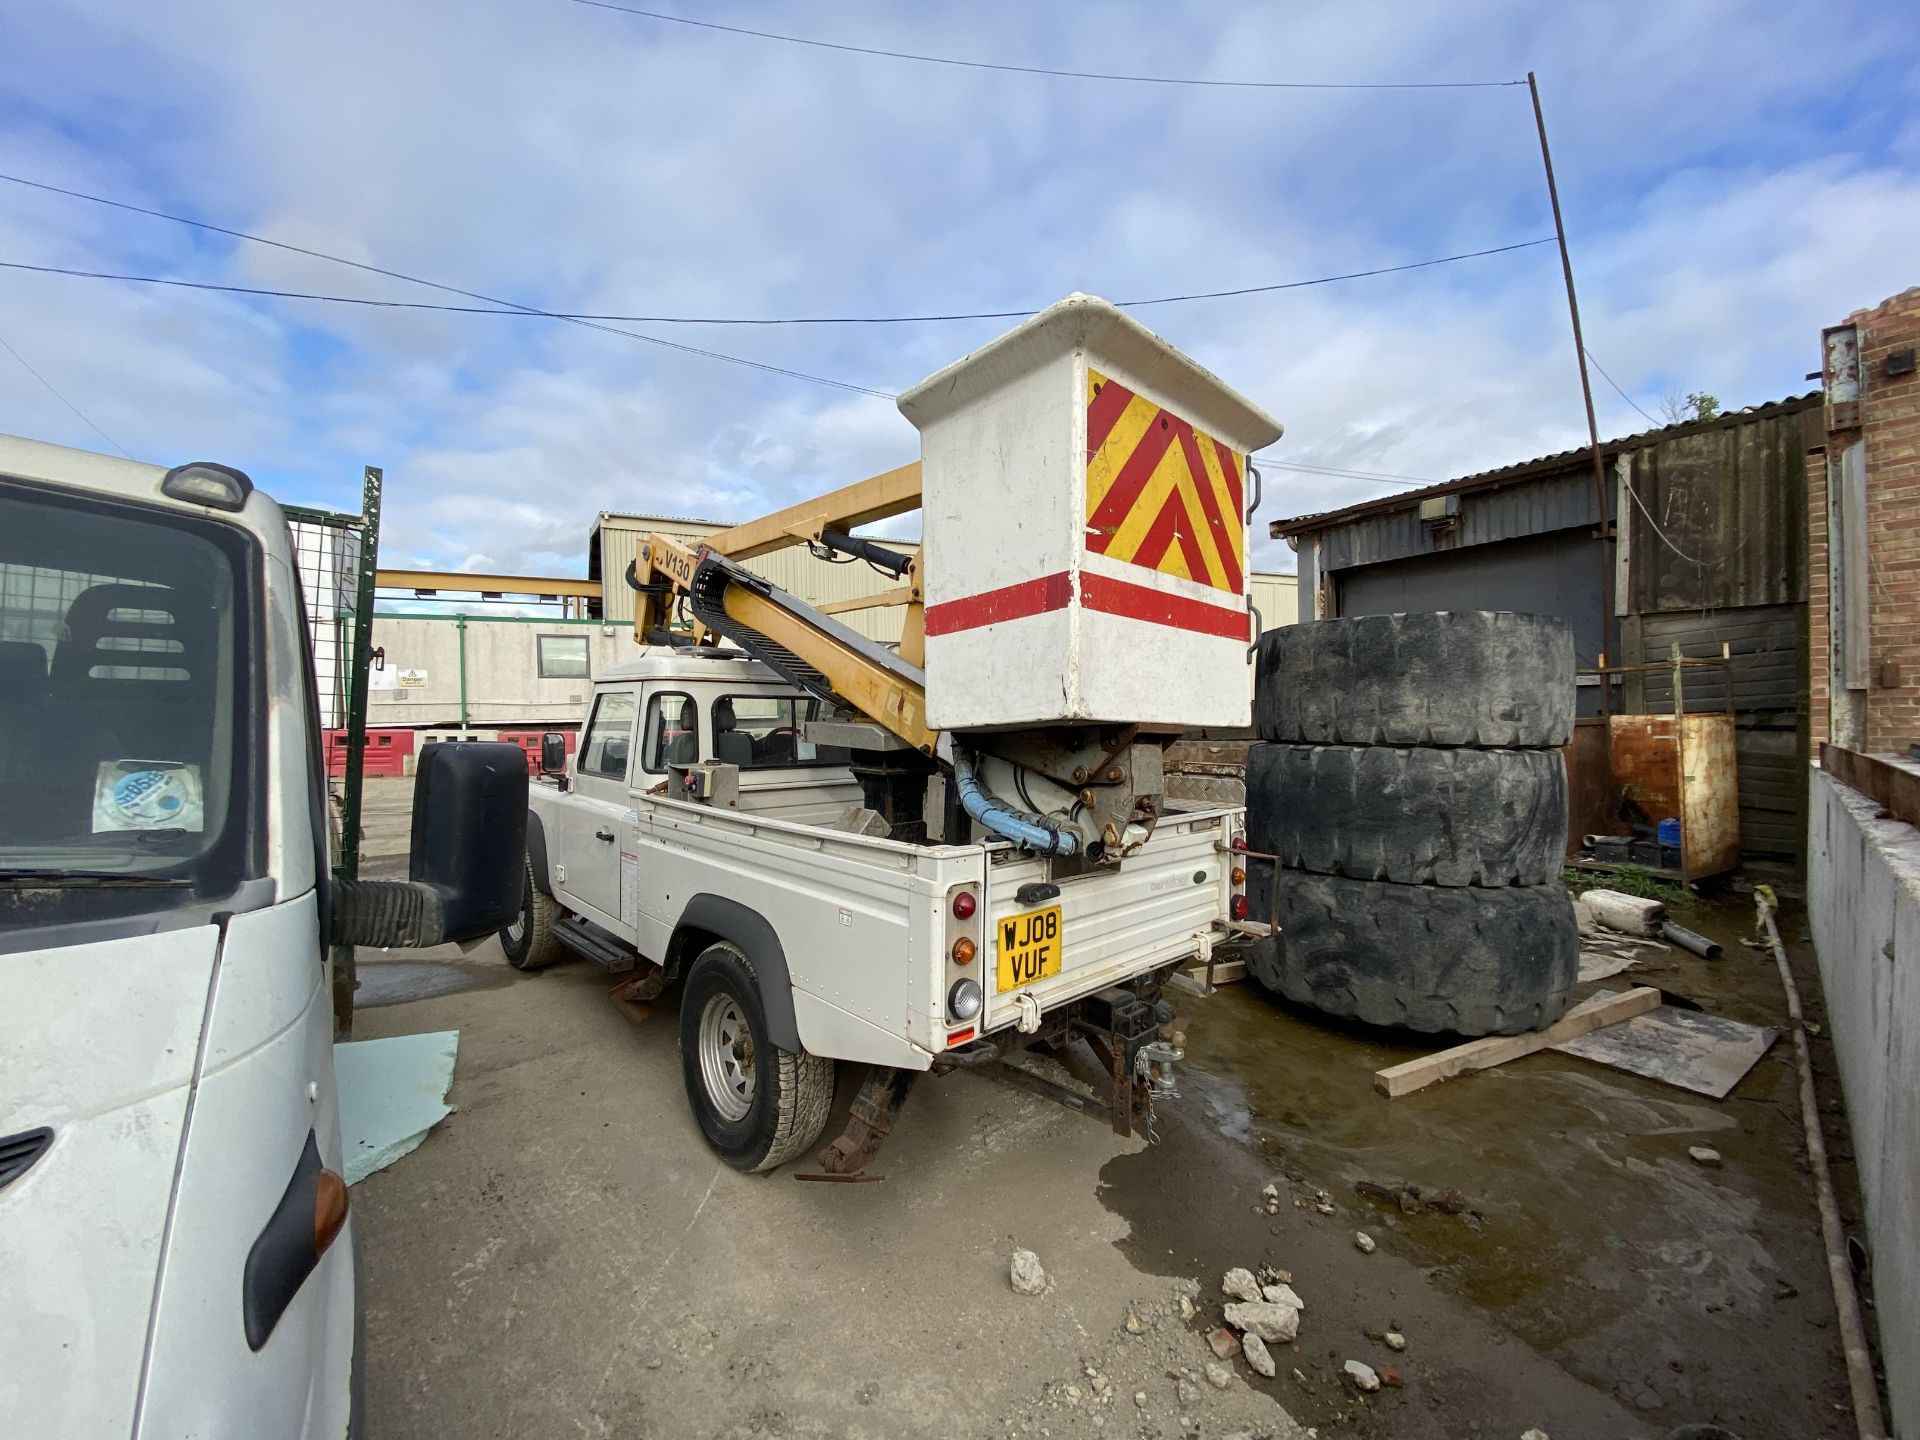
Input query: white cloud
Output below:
<box><xmin>1</xmin><ymin>0</ymin><xmax>1915</xmax><ymax>587</ymax></box>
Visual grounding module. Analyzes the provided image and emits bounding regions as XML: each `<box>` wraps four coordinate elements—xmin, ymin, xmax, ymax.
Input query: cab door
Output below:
<box><xmin>555</xmin><ymin>686</ymin><xmax>638</xmax><ymax>928</ymax></box>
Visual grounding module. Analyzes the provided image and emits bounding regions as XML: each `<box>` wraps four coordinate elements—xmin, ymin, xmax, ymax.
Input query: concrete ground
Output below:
<box><xmin>347</xmin><ymin>776</ymin><xmax>1855</xmax><ymax>1439</ymax></box>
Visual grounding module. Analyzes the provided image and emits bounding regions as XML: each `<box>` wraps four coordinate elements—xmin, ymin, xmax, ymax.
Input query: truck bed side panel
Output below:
<box><xmin>632</xmin><ymin>799</ymin><xmax>937</xmax><ymax>1069</ymax></box>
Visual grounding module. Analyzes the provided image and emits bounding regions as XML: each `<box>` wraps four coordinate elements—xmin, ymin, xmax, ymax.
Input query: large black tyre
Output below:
<box><xmin>1254</xmin><ymin>612</ymin><xmax>1574</xmax><ymax>749</ymax></box>
<box><xmin>679</xmin><ymin>942</ymin><xmax>834</xmax><ymax>1172</ymax></box>
<box><xmin>500</xmin><ymin>859</ymin><xmax>568</xmax><ymax>970</ymax></box>
<box><xmin>1246</xmin><ymin>743</ymin><xmax>1568</xmax><ymax>887</ymax></box>
<box><xmin>1243</xmin><ymin>870</ymin><xmax>1578</xmax><ymax>1036</ymax></box>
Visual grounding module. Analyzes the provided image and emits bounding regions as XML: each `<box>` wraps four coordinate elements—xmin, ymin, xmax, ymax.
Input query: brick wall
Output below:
<box><xmin>1814</xmin><ymin>286</ymin><xmax>1920</xmax><ymax>752</ymax></box>
<box><xmin>1808</xmin><ymin>438</ymin><xmax>1830</xmax><ymax>748</ymax></box>
<box><xmin>1860</xmin><ymin>288</ymin><xmax>1920</xmax><ymax>750</ymax></box>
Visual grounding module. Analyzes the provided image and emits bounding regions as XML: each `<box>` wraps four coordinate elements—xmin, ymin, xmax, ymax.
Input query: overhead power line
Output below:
<box><xmin>0</xmin><ymin>322</ymin><xmax>133</xmax><ymax>457</ymax></box>
<box><xmin>0</xmin><ymin>172</ymin><xmax>888</xmax><ymax>399</ymax></box>
<box><xmin>0</xmin><ymin>238</ymin><xmax>1557</xmax><ymax>326</ymax></box>
<box><xmin>1581</xmin><ymin>346</ymin><xmax>1659</xmax><ymax>427</ymax></box>
<box><xmin>1257</xmin><ymin>457</ymin><xmax>1440</xmax><ymax>487</ymax></box>
<box><xmin>564</xmin><ymin>0</ymin><xmax>1527</xmax><ymax>91</ymax></box>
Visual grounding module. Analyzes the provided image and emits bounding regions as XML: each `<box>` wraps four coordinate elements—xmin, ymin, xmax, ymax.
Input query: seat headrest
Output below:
<box><xmin>0</xmin><ymin>640</ymin><xmax>48</xmax><ymax>695</ymax></box>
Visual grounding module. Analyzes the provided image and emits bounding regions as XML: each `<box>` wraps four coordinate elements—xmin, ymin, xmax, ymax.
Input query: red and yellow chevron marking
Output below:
<box><xmin>1084</xmin><ymin>370</ymin><xmax>1244</xmax><ymax>594</ymax></box>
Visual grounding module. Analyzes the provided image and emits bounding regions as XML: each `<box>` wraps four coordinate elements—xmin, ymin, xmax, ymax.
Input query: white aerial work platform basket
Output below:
<box><xmin>898</xmin><ymin>293</ymin><xmax>1283</xmax><ymax>732</ymax></box>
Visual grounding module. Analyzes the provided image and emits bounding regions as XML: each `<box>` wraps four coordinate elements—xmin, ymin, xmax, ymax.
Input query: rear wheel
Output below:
<box><xmin>500</xmin><ymin>859</ymin><xmax>567</xmax><ymax>970</ymax></box>
<box><xmin>679</xmin><ymin>942</ymin><xmax>834</xmax><ymax>1172</ymax></box>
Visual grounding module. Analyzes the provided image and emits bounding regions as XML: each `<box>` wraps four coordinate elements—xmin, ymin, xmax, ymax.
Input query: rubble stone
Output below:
<box><xmin>1224</xmin><ymin>1300</ymin><xmax>1300</xmax><ymax>1344</ymax></box>
<box><xmin>1344</xmin><ymin>1360</ymin><xmax>1381</xmax><ymax>1392</ymax></box>
<box><xmin>1242</xmin><ymin>1332</ymin><xmax>1277</xmax><ymax>1378</ymax></box>
<box><xmin>1353</xmin><ymin>1231</ymin><xmax>1377</xmax><ymax>1254</ymax></box>
<box><xmin>1222</xmin><ymin>1267</ymin><xmax>1263</xmax><ymax>1302</ymax></box>
<box><xmin>1010</xmin><ymin>1249</ymin><xmax>1048</xmax><ymax>1295</ymax></box>
<box><xmin>1205</xmin><ymin>1362</ymin><xmax>1232</xmax><ymax>1390</ymax></box>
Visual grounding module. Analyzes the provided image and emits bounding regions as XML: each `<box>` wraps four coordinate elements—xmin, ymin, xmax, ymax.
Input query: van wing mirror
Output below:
<box><xmin>410</xmin><ymin>741</ymin><xmax>528</xmax><ymax>942</ymax></box>
<box><xmin>330</xmin><ymin>741</ymin><xmax>527</xmax><ymax>950</ymax></box>
<box><xmin>540</xmin><ymin>732</ymin><xmax>568</xmax><ymax>776</ymax></box>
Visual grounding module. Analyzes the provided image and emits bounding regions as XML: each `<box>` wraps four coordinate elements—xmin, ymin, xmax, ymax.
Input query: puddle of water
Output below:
<box><xmin>1100</xmin><ymin>894</ymin><xmax>1851</xmax><ymax>1435</ymax></box>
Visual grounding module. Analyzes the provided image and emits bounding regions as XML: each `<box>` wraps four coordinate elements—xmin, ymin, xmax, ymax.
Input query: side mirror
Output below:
<box><xmin>409</xmin><ymin>741</ymin><xmax>528</xmax><ymax>943</ymax></box>
<box><xmin>331</xmin><ymin>741</ymin><xmax>526</xmax><ymax>950</ymax></box>
<box><xmin>540</xmin><ymin>732</ymin><xmax>568</xmax><ymax>776</ymax></box>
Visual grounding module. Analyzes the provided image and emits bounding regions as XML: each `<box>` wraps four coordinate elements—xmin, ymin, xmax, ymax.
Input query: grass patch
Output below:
<box><xmin>1562</xmin><ymin>863</ymin><xmax>1693</xmax><ymax>908</ymax></box>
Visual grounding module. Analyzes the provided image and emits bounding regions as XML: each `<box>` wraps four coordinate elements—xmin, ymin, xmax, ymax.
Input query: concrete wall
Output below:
<box><xmin>1809</xmin><ymin>763</ymin><xmax>1920</xmax><ymax>1436</ymax></box>
<box><xmin>364</xmin><ymin>615</ymin><xmax>632</xmax><ymax>729</ymax></box>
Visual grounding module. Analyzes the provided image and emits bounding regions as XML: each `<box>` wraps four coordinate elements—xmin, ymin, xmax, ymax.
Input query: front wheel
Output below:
<box><xmin>500</xmin><ymin>859</ymin><xmax>567</xmax><ymax>971</ymax></box>
<box><xmin>679</xmin><ymin>942</ymin><xmax>834</xmax><ymax>1172</ymax></box>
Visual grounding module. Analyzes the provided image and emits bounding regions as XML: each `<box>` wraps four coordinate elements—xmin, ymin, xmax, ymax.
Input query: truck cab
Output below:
<box><xmin>520</xmin><ymin>650</ymin><xmax>863</xmax><ymax>939</ymax></box>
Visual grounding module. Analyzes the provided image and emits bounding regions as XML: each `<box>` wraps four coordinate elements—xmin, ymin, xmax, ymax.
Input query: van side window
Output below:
<box><xmin>578</xmin><ymin>691</ymin><xmax>637</xmax><ymax>780</ymax></box>
<box><xmin>642</xmin><ymin>691</ymin><xmax>699</xmax><ymax>772</ymax></box>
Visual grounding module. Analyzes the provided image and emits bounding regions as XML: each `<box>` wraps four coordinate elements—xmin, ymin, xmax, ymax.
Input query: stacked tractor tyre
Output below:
<box><xmin>1244</xmin><ymin>611</ymin><xmax>1579</xmax><ymax>1038</ymax></box>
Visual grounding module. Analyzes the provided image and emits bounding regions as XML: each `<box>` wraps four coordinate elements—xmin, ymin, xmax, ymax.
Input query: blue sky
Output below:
<box><xmin>1</xmin><ymin>1</ymin><xmax>1917</xmax><ymax>576</ymax></box>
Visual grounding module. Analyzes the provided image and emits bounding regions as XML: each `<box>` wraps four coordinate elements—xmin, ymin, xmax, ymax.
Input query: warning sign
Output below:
<box><xmin>1084</xmin><ymin>370</ymin><xmax>1244</xmax><ymax>593</ymax></box>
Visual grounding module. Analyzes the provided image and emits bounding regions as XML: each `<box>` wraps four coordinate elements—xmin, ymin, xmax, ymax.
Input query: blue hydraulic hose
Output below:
<box><xmin>952</xmin><ymin>749</ymin><xmax>1080</xmax><ymax>856</ymax></box>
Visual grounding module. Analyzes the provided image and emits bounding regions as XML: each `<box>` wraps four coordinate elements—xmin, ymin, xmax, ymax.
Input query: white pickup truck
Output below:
<box><xmin>509</xmin><ymin>648</ymin><xmax>1254</xmax><ymax>1173</ymax></box>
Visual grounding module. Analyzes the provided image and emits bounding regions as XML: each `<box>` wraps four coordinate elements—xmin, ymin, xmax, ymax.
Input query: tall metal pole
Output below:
<box><xmin>1529</xmin><ymin>71</ymin><xmax>1616</xmax><ymax>708</ymax></box>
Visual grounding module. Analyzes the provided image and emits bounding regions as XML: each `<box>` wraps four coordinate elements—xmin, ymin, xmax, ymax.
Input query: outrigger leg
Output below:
<box><xmin>815</xmin><ymin>1066</ymin><xmax>918</xmax><ymax>1175</ymax></box>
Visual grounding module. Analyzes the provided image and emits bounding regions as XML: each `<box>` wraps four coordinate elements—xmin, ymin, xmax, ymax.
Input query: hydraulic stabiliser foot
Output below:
<box><xmin>816</xmin><ymin>1066</ymin><xmax>918</xmax><ymax>1175</ymax></box>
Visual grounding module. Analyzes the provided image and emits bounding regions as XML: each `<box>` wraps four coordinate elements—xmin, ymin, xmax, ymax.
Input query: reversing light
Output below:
<box><xmin>952</xmin><ymin>890</ymin><xmax>977</xmax><ymax>920</ymax></box>
<box><xmin>1230</xmin><ymin>894</ymin><xmax>1250</xmax><ymax>921</ymax></box>
<box><xmin>952</xmin><ymin>936</ymin><xmax>977</xmax><ymax>965</ymax></box>
<box><xmin>948</xmin><ymin>977</ymin><xmax>983</xmax><ymax>1020</ymax></box>
<box><xmin>160</xmin><ymin>461</ymin><xmax>253</xmax><ymax>512</ymax></box>
<box><xmin>1231</xmin><ymin>867</ymin><xmax>1247</xmax><ymax>886</ymax></box>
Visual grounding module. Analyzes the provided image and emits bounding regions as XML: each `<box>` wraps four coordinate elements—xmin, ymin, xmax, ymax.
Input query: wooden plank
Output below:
<box><xmin>1372</xmin><ymin>986</ymin><xmax>1662</xmax><ymax>1099</ymax></box>
<box><xmin>1821</xmin><ymin>743</ymin><xmax>1920</xmax><ymax>828</ymax></box>
<box><xmin>375</xmin><ymin>568</ymin><xmax>600</xmax><ymax>598</ymax></box>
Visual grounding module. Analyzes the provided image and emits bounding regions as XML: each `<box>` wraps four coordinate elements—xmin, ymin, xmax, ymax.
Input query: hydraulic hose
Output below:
<box><xmin>952</xmin><ymin>749</ymin><xmax>1081</xmax><ymax>856</ymax></box>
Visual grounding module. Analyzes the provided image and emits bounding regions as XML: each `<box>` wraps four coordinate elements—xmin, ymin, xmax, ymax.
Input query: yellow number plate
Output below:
<box><xmin>997</xmin><ymin>904</ymin><xmax>1063</xmax><ymax>991</ymax></box>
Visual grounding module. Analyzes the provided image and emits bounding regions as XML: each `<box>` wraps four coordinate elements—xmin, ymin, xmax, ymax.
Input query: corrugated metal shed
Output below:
<box><xmin>1271</xmin><ymin>393</ymin><xmax>1819</xmax><ymax>545</ymax></box>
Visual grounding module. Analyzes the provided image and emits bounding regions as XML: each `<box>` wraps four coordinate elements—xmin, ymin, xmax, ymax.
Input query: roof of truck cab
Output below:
<box><xmin>596</xmin><ymin>649</ymin><xmax>788</xmax><ymax>683</ymax></box>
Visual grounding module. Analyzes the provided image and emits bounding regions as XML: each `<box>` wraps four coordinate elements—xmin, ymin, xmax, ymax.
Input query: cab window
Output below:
<box><xmin>710</xmin><ymin>694</ymin><xmax>850</xmax><ymax>770</ymax></box>
<box><xmin>577</xmin><ymin>691</ymin><xmax>636</xmax><ymax>781</ymax></box>
<box><xmin>642</xmin><ymin>691</ymin><xmax>698</xmax><ymax>772</ymax></box>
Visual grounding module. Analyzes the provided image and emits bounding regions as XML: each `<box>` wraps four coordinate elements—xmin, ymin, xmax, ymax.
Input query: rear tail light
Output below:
<box><xmin>1229</xmin><ymin>833</ymin><xmax>1248</xmax><ymax>851</ymax></box>
<box><xmin>1230</xmin><ymin>894</ymin><xmax>1250</xmax><ymax>921</ymax></box>
<box><xmin>952</xmin><ymin>890</ymin><xmax>977</xmax><ymax>919</ymax></box>
<box><xmin>952</xmin><ymin>936</ymin><xmax>977</xmax><ymax>965</ymax></box>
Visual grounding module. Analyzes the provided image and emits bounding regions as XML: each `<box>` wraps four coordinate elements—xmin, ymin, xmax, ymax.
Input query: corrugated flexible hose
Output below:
<box><xmin>952</xmin><ymin>749</ymin><xmax>1080</xmax><ymax>856</ymax></box>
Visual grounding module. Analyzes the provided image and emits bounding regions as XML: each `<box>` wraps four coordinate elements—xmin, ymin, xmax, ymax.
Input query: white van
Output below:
<box><xmin>0</xmin><ymin>435</ymin><xmax>524</xmax><ymax>1438</ymax></box>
